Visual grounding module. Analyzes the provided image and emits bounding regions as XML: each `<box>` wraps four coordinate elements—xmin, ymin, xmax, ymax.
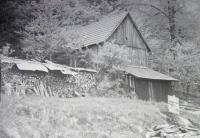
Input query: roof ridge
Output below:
<box><xmin>104</xmin><ymin>11</ymin><xmax>128</xmax><ymax>42</ymax></box>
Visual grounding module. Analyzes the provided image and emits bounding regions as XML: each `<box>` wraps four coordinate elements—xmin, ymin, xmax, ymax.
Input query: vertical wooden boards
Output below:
<box><xmin>148</xmin><ymin>81</ymin><xmax>153</xmax><ymax>101</ymax></box>
<box><xmin>152</xmin><ymin>80</ymin><xmax>172</xmax><ymax>102</ymax></box>
<box><xmin>108</xmin><ymin>15</ymin><xmax>148</xmax><ymax>66</ymax></box>
<box><xmin>133</xmin><ymin>78</ymin><xmax>172</xmax><ymax>102</ymax></box>
<box><xmin>135</xmin><ymin>78</ymin><xmax>150</xmax><ymax>100</ymax></box>
<box><xmin>108</xmin><ymin>16</ymin><xmax>147</xmax><ymax>50</ymax></box>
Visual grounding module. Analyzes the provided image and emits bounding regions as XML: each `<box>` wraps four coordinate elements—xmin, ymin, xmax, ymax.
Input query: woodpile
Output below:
<box><xmin>1</xmin><ymin>62</ymin><xmax>96</xmax><ymax>98</ymax></box>
<box><xmin>146</xmin><ymin>123</ymin><xmax>200</xmax><ymax>138</ymax></box>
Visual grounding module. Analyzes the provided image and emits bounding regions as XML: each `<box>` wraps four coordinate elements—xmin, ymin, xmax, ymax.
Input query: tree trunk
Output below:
<box><xmin>167</xmin><ymin>0</ymin><xmax>176</xmax><ymax>42</ymax></box>
<box><xmin>186</xmin><ymin>83</ymin><xmax>190</xmax><ymax>102</ymax></box>
<box><xmin>167</xmin><ymin>0</ymin><xmax>177</xmax><ymax>59</ymax></box>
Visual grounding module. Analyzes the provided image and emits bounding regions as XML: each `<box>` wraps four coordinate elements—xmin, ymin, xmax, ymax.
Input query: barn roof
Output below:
<box><xmin>66</xmin><ymin>11</ymin><xmax>151</xmax><ymax>51</ymax></box>
<box><xmin>120</xmin><ymin>66</ymin><xmax>177</xmax><ymax>81</ymax></box>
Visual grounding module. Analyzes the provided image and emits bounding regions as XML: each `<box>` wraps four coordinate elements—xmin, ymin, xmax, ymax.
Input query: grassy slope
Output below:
<box><xmin>0</xmin><ymin>95</ymin><xmax>167</xmax><ymax>138</ymax></box>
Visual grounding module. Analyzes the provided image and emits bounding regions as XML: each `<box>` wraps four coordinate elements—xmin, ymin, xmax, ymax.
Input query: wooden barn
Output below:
<box><xmin>67</xmin><ymin>11</ymin><xmax>150</xmax><ymax>66</ymax></box>
<box><xmin>66</xmin><ymin>11</ymin><xmax>177</xmax><ymax>101</ymax></box>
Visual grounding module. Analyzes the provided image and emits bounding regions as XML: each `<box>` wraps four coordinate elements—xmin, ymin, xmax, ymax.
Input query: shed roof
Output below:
<box><xmin>71</xmin><ymin>67</ymin><xmax>97</xmax><ymax>73</ymax></box>
<box><xmin>43</xmin><ymin>60</ymin><xmax>71</xmax><ymax>70</ymax></box>
<box><xmin>66</xmin><ymin>11</ymin><xmax>150</xmax><ymax>51</ymax></box>
<box><xmin>121</xmin><ymin>66</ymin><xmax>177</xmax><ymax>81</ymax></box>
<box><xmin>16</xmin><ymin>62</ymin><xmax>49</xmax><ymax>72</ymax></box>
<box><xmin>1</xmin><ymin>55</ymin><xmax>49</xmax><ymax>72</ymax></box>
<box><xmin>1</xmin><ymin>55</ymin><xmax>97</xmax><ymax>74</ymax></box>
<box><xmin>43</xmin><ymin>60</ymin><xmax>77</xmax><ymax>76</ymax></box>
<box><xmin>60</xmin><ymin>69</ymin><xmax>77</xmax><ymax>75</ymax></box>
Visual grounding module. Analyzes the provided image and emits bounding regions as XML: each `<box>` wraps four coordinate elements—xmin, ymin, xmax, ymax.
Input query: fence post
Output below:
<box><xmin>0</xmin><ymin>60</ymin><xmax>1</xmax><ymax>102</ymax></box>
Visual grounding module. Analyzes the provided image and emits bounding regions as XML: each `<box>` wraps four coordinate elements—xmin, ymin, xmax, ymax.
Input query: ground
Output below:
<box><xmin>0</xmin><ymin>95</ymin><xmax>199</xmax><ymax>138</ymax></box>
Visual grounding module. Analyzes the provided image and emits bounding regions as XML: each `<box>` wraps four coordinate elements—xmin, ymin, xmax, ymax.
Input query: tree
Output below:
<box><xmin>20</xmin><ymin>0</ymin><xmax>100</xmax><ymax>62</ymax></box>
<box><xmin>114</xmin><ymin>0</ymin><xmax>199</xmax><ymax>56</ymax></box>
<box><xmin>0</xmin><ymin>0</ymin><xmax>35</xmax><ymax>57</ymax></box>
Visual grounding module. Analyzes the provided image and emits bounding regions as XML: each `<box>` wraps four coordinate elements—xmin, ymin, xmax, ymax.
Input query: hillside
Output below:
<box><xmin>0</xmin><ymin>96</ymin><xmax>167</xmax><ymax>138</ymax></box>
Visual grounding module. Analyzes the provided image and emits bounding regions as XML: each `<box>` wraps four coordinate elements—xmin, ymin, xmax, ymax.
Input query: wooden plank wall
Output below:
<box><xmin>108</xmin><ymin>15</ymin><xmax>148</xmax><ymax>66</ymax></box>
<box><xmin>133</xmin><ymin>77</ymin><xmax>172</xmax><ymax>102</ymax></box>
<box><xmin>151</xmin><ymin>80</ymin><xmax>171</xmax><ymax>102</ymax></box>
<box><xmin>134</xmin><ymin>78</ymin><xmax>150</xmax><ymax>100</ymax></box>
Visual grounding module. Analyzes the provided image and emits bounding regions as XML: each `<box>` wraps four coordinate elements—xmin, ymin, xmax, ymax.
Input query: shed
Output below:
<box><xmin>120</xmin><ymin>66</ymin><xmax>178</xmax><ymax>102</ymax></box>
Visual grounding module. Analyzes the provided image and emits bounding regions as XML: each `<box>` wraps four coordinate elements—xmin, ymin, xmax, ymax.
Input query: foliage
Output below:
<box><xmin>90</xmin><ymin>41</ymin><xmax>131</xmax><ymax>68</ymax></box>
<box><xmin>89</xmin><ymin>41</ymin><xmax>132</xmax><ymax>95</ymax></box>
<box><xmin>20</xmin><ymin>0</ymin><xmax>88</xmax><ymax>60</ymax></box>
<box><xmin>170</xmin><ymin>42</ymin><xmax>200</xmax><ymax>93</ymax></box>
<box><xmin>0</xmin><ymin>0</ymin><xmax>35</xmax><ymax>56</ymax></box>
<box><xmin>150</xmin><ymin>41</ymin><xmax>200</xmax><ymax>94</ymax></box>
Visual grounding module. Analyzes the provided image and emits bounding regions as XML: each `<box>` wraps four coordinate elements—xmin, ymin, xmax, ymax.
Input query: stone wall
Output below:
<box><xmin>1</xmin><ymin>62</ymin><xmax>96</xmax><ymax>98</ymax></box>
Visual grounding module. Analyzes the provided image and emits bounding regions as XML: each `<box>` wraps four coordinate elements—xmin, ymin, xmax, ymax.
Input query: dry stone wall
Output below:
<box><xmin>1</xmin><ymin>62</ymin><xmax>96</xmax><ymax>98</ymax></box>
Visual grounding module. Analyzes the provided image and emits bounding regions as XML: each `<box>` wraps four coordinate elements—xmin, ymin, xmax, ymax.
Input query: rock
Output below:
<box><xmin>163</xmin><ymin>127</ymin><xmax>180</xmax><ymax>134</ymax></box>
<box><xmin>176</xmin><ymin>116</ymin><xmax>193</xmax><ymax>128</ymax></box>
<box><xmin>153</xmin><ymin>124</ymin><xmax>170</xmax><ymax>131</ymax></box>
<box><xmin>179</xmin><ymin>127</ymin><xmax>188</xmax><ymax>133</ymax></box>
<box><xmin>145</xmin><ymin>130</ymin><xmax>162</xmax><ymax>138</ymax></box>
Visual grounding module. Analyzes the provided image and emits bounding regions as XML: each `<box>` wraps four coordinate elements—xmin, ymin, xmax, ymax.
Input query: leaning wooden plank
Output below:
<box><xmin>180</xmin><ymin>105</ymin><xmax>200</xmax><ymax>111</ymax></box>
<box><xmin>39</xmin><ymin>82</ymin><xmax>44</xmax><ymax>96</ymax></box>
<box><xmin>43</xmin><ymin>83</ymin><xmax>48</xmax><ymax>97</ymax></box>
<box><xmin>43</xmin><ymin>83</ymin><xmax>49</xmax><ymax>97</ymax></box>
<box><xmin>47</xmin><ymin>86</ymin><xmax>52</xmax><ymax>97</ymax></box>
<box><xmin>35</xmin><ymin>81</ymin><xmax>41</xmax><ymax>96</ymax></box>
<box><xmin>33</xmin><ymin>87</ymin><xmax>39</xmax><ymax>95</ymax></box>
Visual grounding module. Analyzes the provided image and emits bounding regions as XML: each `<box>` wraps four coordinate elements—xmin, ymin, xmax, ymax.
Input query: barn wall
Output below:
<box><xmin>107</xmin><ymin>15</ymin><xmax>148</xmax><ymax>66</ymax></box>
<box><xmin>152</xmin><ymin>80</ymin><xmax>172</xmax><ymax>102</ymax></box>
<box><xmin>133</xmin><ymin>77</ymin><xmax>172</xmax><ymax>102</ymax></box>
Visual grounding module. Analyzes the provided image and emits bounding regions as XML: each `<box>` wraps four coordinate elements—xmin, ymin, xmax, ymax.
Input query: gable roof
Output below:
<box><xmin>67</xmin><ymin>11</ymin><xmax>151</xmax><ymax>52</ymax></box>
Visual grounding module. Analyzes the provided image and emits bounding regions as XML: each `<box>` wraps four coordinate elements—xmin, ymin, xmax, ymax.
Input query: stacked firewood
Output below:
<box><xmin>74</xmin><ymin>72</ymin><xmax>96</xmax><ymax>96</ymax></box>
<box><xmin>2</xmin><ymin>62</ymin><xmax>96</xmax><ymax>98</ymax></box>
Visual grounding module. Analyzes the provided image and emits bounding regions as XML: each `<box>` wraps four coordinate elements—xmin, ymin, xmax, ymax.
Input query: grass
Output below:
<box><xmin>0</xmin><ymin>95</ymin><xmax>166</xmax><ymax>138</ymax></box>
